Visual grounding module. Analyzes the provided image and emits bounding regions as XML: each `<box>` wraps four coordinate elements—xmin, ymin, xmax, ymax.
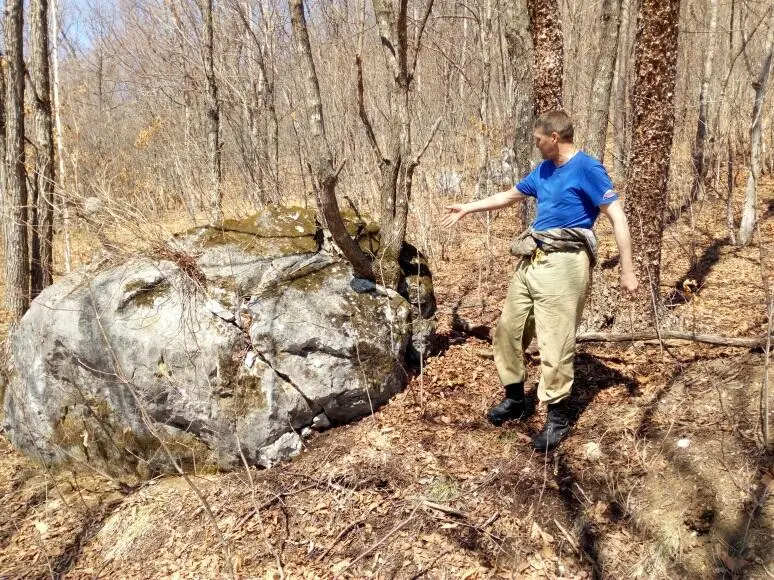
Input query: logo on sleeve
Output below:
<box><xmin>603</xmin><ymin>189</ymin><xmax>617</xmax><ymax>200</ymax></box>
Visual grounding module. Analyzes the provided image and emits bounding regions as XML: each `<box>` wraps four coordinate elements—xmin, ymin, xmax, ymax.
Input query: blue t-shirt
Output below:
<box><xmin>516</xmin><ymin>151</ymin><xmax>618</xmax><ymax>231</ymax></box>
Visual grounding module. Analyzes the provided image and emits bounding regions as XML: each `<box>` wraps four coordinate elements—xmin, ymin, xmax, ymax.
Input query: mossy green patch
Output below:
<box><xmin>199</xmin><ymin>229</ymin><xmax>318</xmax><ymax>257</ymax></box>
<box><xmin>221</xmin><ymin>206</ymin><xmax>318</xmax><ymax>238</ymax></box>
<box><xmin>121</xmin><ymin>278</ymin><xmax>171</xmax><ymax>309</ymax></box>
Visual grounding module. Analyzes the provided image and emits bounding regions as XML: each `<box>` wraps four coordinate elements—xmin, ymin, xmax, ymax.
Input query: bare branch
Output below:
<box><xmin>356</xmin><ymin>53</ymin><xmax>382</xmax><ymax>160</ymax></box>
<box><xmin>409</xmin><ymin>0</ymin><xmax>435</xmax><ymax>81</ymax></box>
<box><xmin>411</xmin><ymin>116</ymin><xmax>442</xmax><ymax>166</ymax></box>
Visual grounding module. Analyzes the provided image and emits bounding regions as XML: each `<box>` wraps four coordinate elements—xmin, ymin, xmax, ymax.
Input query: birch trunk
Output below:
<box><xmin>585</xmin><ymin>0</ymin><xmax>622</xmax><ymax>161</ymax></box>
<box><xmin>612</xmin><ymin>0</ymin><xmax>636</xmax><ymax>179</ymax></box>
<box><xmin>203</xmin><ymin>0</ymin><xmax>222</xmax><ymax>223</ymax></box>
<box><xmin>689</xmin><ymin>0</ymin><xmax>719</xmax><ymax>203</ymax></box>
<box><xmin>738</xmin><ymin>10</ymin><xmax>774</xmax><ymax>246</ymax></box>
<box><xmin>475</xmin><ymin>0</ymin><xmax>493</xmax><ymax>199</ymax></box>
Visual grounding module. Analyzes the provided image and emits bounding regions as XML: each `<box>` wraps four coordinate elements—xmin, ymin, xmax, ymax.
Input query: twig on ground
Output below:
<box><xmin>553</xmin><ymin>518</ymin><xmax>579</xmax><ymax>553</ymax></box>
<box><xmin>318</xmin><ymin>502</ymin><xmax>380</xmax><ymax>561</ymax></box>
<box><xmin>342</xmin><ymin>503</ymin><xmax>421</xmax><ymax>572</ymax></box>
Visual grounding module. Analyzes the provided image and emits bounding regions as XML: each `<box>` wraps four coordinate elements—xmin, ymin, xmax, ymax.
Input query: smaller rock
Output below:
<box><xmin>301</xmin><ymin>427</ymin><xmax>312</xmax><ymax>438</ymax></box>
<box><xmin>244</xmin><ymin>351</ymin><xmax>257</xmax><ymax>369</ymax></box>
<box><xmin>312</xmin><ymin>413</ymin><xmax>331</xmax><ymax>430</ymax></box>
<box><xmin>258</xmin><ymin>432</ymin><xmax>303</xmax><ymax>468</ymax></box>
<box><xmin>677</xmin><ymin>438</ymin><xmax>691</xmax><ymax>449</ymax></box>
<box><xmin>350</xmin><ymin>277</ymin><xmax>376</xmax><ymax>294</ymax></box>
<box><xmin>583</xmin><ymin>442</ymin><xmax>602</xmax><ymax>461</ymax></box>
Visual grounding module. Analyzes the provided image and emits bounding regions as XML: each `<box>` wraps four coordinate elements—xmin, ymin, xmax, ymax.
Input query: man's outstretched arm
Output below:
<box><xmin>441</xmin><ymin>186</ymin><xmax>525</xmax><ymax>227</ymax></box>
<box><xmin>600</xmin><ymin>199</ymin><xmax>638</xmax><ymax>294</ymax></box>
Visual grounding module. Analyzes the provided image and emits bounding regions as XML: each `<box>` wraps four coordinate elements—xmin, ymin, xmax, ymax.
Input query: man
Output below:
<box><xmin>442</xmin><ymin>110</ymin><xmax>638</xmax><ymax>451</ymax></box>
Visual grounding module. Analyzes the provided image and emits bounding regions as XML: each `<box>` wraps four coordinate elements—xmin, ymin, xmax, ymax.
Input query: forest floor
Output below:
<box><xmin>0</xmin><ymin>177</ymin><xmax>773</xmax><ymax>579</ymax></box>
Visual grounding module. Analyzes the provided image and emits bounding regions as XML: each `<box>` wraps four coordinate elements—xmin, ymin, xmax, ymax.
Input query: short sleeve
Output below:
<box><xmin>583</xmin><ymin>160</ymin><xmax>618</xmax><ymax>206</ymax></box>
<box><xmin>516</xmin><ymin>165</ymin><xmax>539</xmax><ymax>197</ymax></box>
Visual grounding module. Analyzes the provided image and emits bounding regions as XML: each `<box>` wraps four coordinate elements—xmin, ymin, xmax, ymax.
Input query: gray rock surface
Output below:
<box><xmin>2</xmin><ymin>208</ymin><xmax>435</xmax><ymax>478</ymax></box>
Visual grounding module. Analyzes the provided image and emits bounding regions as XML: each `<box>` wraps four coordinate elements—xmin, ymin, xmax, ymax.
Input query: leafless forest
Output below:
<box><xmin>1</xmin><ymin>0</ymin><xmax>774</xmax><ymax>578</ymax></box>
<box><xmin>3</xmin><ymin>0</ymin><xmax>774</xmax><ymax>281</ymax></box>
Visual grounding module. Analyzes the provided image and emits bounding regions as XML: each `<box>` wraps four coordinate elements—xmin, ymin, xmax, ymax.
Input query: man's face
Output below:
<box><xmin>533</xmin><ymin>129</ymin><xmax>559</xmax><ymax>160</ymax></box>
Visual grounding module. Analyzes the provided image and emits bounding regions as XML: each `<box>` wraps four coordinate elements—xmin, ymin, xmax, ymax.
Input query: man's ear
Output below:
<box><xmin>551</xmin><ymin>131</ymin><xmax>560</xmax><ymax>143</ymax></box>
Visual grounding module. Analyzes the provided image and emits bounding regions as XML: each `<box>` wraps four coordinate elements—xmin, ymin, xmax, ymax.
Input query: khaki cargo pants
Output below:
<box><xmin>493</xmin><ymin>249</ymin><xmax>590</xmax><ymax>404</ymax></box>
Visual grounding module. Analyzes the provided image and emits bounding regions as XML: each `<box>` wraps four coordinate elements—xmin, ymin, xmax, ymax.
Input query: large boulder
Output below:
<box><xmin>2</xmin><ymin>207</ymin><xmax>436</xmax><ymax>478</ymax></box>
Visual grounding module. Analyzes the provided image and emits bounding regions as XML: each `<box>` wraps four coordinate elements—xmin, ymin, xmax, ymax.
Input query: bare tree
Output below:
<box><xmin>3</xmin><ymin>0</ymin><xmax>30</xmax><ymax>320</ymax></box>
<box><xmin>202</xmin><ymin>0</ymin><xmax>223</xmax><ymax>222</ymax></box>
<box><xmin>688</xmin><ymin>0</ymin><xmax>720</xmax><ymax>204</ymax></box>
<box><xmin>359</xmin><ymin>0</ymin><xmax>439</xmax><ymax>288</ymax></box>
<box><xmin>585</xmin><ymin>0</ymin><xmax>622</xmax><ymax>161</ymax></box>
<box><xmin>738</xmin><ymin>8</ymin><xmax>774</xmax><ymax>247</ymax></box>
<box><xmin>620</xmin><ymin>0</ymin><xmax>681</xmax><ymax>325</ymax></box>
<box><xmin>527</xmin><ymin>0</ymin><xmax>563</xmax><ymax>115</ymax></box>
<box><xmin>30</xmin><ymin>0</ymin><xmax>56</xmax><ymax>296</ymax></box>
<box><xmin>289</xmin><ymin>0</ymin><xmax>373</xmax><ymax>280</ymax></box>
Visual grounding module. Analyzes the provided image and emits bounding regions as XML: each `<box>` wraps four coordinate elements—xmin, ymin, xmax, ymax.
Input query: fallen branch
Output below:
<box><xmin>576</xmin><ymin>330</ymin><xmax>772</xmax><ymax>347</ymax></box>
<box><xmin>342</xmin><ymin>503</ymin><xmax>421</xmax><ymax>572</ymax></box>
<box><xmin>451</xmin><ymin>317</ymin><xmax>773</xmax><ymax>347</ymax></box>
<box><xmin>318</xmin><ymin>503</ymin><xmax>380</xmax><ymax>561</ymax></box>
<box><xmin>553</xmin><ymin>518</ymin><xmax>579</xmax><ymax>553</ymax></box>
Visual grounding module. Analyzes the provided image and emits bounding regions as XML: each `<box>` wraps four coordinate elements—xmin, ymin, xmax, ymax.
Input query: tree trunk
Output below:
<box><xmin>738</xmin><ymin>10</ymin><xmax>774</xmax><ymax>247</ymax></box>
<box><xmin>30</xmin><ymin>0</ymin><xmax>55</xmax><ymax>296</ymax></box>
<box><xmin>620</xmin><ymin>0</ymin><xmax>681</xmax><ymax>326</ymax></box>
<box><xmin>289</xmin><ymin>0</ymin><xmax>373</xmax><ymax>280</ymax></box>
<box><xmin>504</xmin><ymin>0</ymin><xmax>535</xmax><ymax>230</ymax></box>
<box><xmin>585</xmin><ymin>0</ymin><xmax>622</xmax><ymax>161</ymax></box>
<box><xmin>526</xmin><ymin>0</ymin><xmax>563</xmax><ymax>116</ymax></box>
<box><xmin>3</xmin><ymin>0</ymin><xmax>30</xmax><ymax>320</ymax></box>
<box><xmin>202</xmin><ymin>0</ymin><xmax>222</xmax><ymax>223</ymax></box>
<box><xmin>612</xmin><ymin>0</ymin><xmax>636</xmax><ymax>179</ymax></box>
<box><xmin>475</xmin><ymin>0</ymin><xmax>493</xmax><ymax>199</ymax></box>
<box><xmin>504</xmin><ymin>0</ymin><xmax>535</xmax><ymax>178</ymax></box>
<box><xmin>689</xmin><ymin>0</ymin><xmax>719</xmax><ymax>204</ymax></box>
<box><xmin>0</xmin><ymin>57</ymin><xmax>6</xmax><ymax>195</ymax></box>
<box><xmin>363</xmin><ymin>0</ymin><xmax>437</xmax><ymax>288</ymax></box>
<box><xmin>51</xmin><ymin>0</ymin><xmax>71</xmax><ymax>272</ymax></box>
<box><xmin>726</xmin><ymin>134</ymin><xmax>737</xmax><ymax>244</ymax></box>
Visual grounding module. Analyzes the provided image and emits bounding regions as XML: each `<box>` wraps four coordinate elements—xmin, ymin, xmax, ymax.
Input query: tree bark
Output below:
<box><xmin>475</xmin><ymin>0</ymin><xmax>493</xmax><ymax>199</ymax></box>
<box><xmin>30</xmin><ymin>0</ymin><xmax>56</xmax><ymax>296</ymax></box>
<box><xmin>526</xmin><ymin>0</ymin><xmax>563</xmax><ymax>116</ymax></box>
<box><xmin>504</xmin><ymin>0</ymin><xmax>535</xmax><ymax>178</ymax></box>
<box><xmin>3</xmin><ymin>0</ymin><xmax>30</xmax><ymax>320</ymax></box>
<box><xmin>612</xmin><ymin>0</ymin><xmax>636</xmax><ymax>179</ymax></box>
<box><xmin>51</xmin><ymin>0</ymin><xmax>71</xmax><ymax>272</ymax></box>
<box><xmin>585</xmin><ymin>0</ymin><xmax>622</xmax><ymax>161</ymax></box>
<box><xmin>289</xmin><ymin>0</ymin><xmax>373</xmax><ymax>280</ymax></box>
<box><xmin>620</xmin><ymin>0</ymin><xmax>681</xmax><ymax>325</ymax></box>
<box><xmin>738</xmin><ymin>10</ymin><xmax>774</xmax><ymax>247</ymax></box>
<box><xmin>689</xmin><ymin>0</ymin><xmax>719</xmax><ymax>204</ymax></box>
<box><xmin>202</xmin><ymin>0</ymin><xmax>222</xmax><ymax>223</ymax></box>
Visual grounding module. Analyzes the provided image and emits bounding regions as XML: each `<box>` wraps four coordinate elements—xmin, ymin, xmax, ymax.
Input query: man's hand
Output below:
<box><xmin>442</xmin><ymin>204</ymin><xmax>468</xmax><ymax>227</ymax></box>
<box><xmin>621</xmin><ymin>271</ymin><xmax>638</xmax><ymax>295</ymax></box>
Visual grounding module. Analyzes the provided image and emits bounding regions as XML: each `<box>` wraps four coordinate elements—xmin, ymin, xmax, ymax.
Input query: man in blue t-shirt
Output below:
<box><xmin>442</xmin><ymin>110</ymin><xmax>638</xmax><ymax>451</ymax></box>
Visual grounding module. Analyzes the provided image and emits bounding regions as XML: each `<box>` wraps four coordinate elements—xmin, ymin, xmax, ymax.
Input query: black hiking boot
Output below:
<box><xmin>532</xmin><ymin>399</ymin><xmax>571</xmax><ymax>451</ymax></box>
<box><xmin>487</xmin><ymin>383</ymin><xmax>527</xmax><ymax>426</ymax></box>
